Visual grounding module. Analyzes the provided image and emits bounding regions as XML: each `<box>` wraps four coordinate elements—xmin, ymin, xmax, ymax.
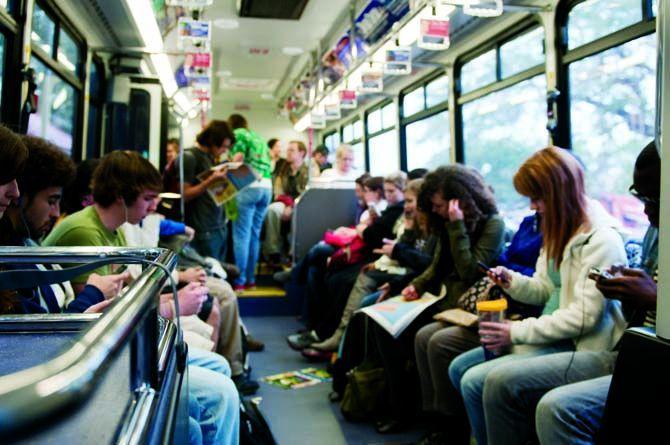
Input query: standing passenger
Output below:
<box><xmin>228</xmin><ymin>113</ymin><xmax>273</xmax><ymax>290</ymax></box>
<box><xmin>181</xmin><ymin>120</ymin><xmax>234</xmax><ymax>262</ymax></box>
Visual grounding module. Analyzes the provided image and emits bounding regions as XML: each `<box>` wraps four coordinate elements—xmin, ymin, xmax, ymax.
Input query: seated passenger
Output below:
<box><xmin>309</xmin><ymin>144</ymin><xmax>332</xmax><ymax>178</ymax></box>
<box><xmin>307</xmin><ymin>178</ymin><xmax>436</xmax><ymax>353</ymax></box>
<box><xmin>413</xmin><ymin>212</ymin><xmax>542</xmax><ymax>444</ymax></box>
<box><xmin>448</xmin><ymin>147</ymin><xmax>627</xmax><ymax>445</ymax></box>
<box><xmin>268</xmin><ymin>137</ymin><xmax>286</xmax><ymax>175</ymax></box>
<box><xmin>479</xmin><ymin>141</ymin><xmax>659</xmax><ymax>445</ymax></box>
<box><xmin>357</xmin><ymin>175</ymin><xmax>387</xmax><ymax>227</ymax></box>
<box><xmin>369</xmin><ymin>165</ymin><xmax>506</xmax><ymax>434</ymax></box>
<box><xmin>42</xmin><ymin>150</ymin><xmax>240</xmax><ymax>445</ymax></box>
<box><xmin>0</xmin><ymin>136</ymin><xmax>127</xmax><ymax>313</ymax></box>
<box><xmin>313</xmin><ymin>144</ymin><xmax>359</xmax><ymax>182</ymax></box>
<box><xmin>263</xmin><ymin>140</ymin><xmax>309</xmax><ymax>267</ymax></box>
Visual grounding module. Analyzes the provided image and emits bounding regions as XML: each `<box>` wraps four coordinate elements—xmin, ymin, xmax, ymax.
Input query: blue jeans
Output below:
<box><xmin>449</xmin><ymin>344</ymin><xmax>573</xmax><ymax>445</ymax></box>
<box><xmin>191</xmin><ymin>226</ymin><xmax>227</xmax><ymax>264</ymax></box>
<box><xmin>536</xmin><ymin>375</ymin><xmax>612</xmax><ymax>445</ymax></box>
<box><xmin>233</xmin><ymin>186</ymin><xmax>271</xmax><ymax>286</ymax></box>
<box><xmin>188</xmin><ymin>347</ymin><xmax>240</xmax><ymax>445</ymax></box>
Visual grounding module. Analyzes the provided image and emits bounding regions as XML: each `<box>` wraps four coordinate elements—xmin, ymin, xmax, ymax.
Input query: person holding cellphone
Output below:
<box><xmin>447</xmin><ymin>147</ymin><xmax>628</xmax><ymax>445</ymax></box>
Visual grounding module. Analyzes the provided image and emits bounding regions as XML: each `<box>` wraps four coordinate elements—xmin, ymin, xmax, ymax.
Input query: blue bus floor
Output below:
<box><xmin>244</xmin><ymin>316</ymin><xmax>426</xmax><ymax>445</ymax></box>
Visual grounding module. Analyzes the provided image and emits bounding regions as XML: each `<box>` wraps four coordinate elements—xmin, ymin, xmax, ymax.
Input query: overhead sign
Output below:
<box><xmin>310</xmin><ymin>113</ymin><xmax>326</xmax><ymax>129</ymax></box>
<box><xmin>177</xmin><ymin>18</ymin><xmax>211</xmax><ymax>51</ymax></box>
<box><xmin>324</xmin><ymin>103</ymin><xmax>341</xmax><ymax>120</ymax></box>
<box><xmin>339</xmin><ymin>90</ymin><xmax>357</xmax><ymax>109</ymax></box>
<box><xmin>184</xmin><ymin>52</ymin><xmax>212</xmax><ymax>69</ymax></box>
<box><xmin>166</xmin><ymin>0</ymin><xmax>213</xmax><ymax>7</ymax></box>
<box><xmin>359</xmin><ymin>70</ymin><xmax>383</xmax><ymax>93</ymax></box>
<box><xmin>418</xmin><ymin>18</ymin><xmax>450</xmax><ymax>51</ymax></box>
<box><xmin>384</xmin><ymin>47</ymin><xmax>412</xmax><ymax>75</ymax></box>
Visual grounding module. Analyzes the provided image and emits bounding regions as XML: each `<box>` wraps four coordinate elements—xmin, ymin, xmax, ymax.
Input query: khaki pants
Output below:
<box><xmin>205</xmin><ymin>276</ymin><xmax>244</xmax><ymax>376</ymax></box>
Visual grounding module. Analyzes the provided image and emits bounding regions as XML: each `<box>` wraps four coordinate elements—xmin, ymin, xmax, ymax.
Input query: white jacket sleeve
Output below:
<box><xmin>510</xmin><ymin>227</ymin><xmax>627</xmax><ymax>345</ymax></box>
<box><xmin>506</xmin><ymin>249</ymin><xmax>554</xmax><ymax>306</ymax></box>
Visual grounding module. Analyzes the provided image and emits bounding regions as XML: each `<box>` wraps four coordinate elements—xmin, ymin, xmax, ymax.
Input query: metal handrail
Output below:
<box><xmin>0</xmin><ymin>247</ymin><xmax>177</xmax><ymax>435</ymax></box>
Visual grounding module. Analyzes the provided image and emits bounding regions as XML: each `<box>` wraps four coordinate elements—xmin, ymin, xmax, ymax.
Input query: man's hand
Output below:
<box><xmin>402</xmin><ymin>284</ymin><xmax>419</xmax><ymax>301</ymax></box>
<box><xmin>177</xmin><ymin>282</ymin><xmax>209</xmax><ymax>316</ymax></box>
<box><xmin>84</xmin><ymin>298</ymin><xmax>114</xmax><ymax>313</ymax></box>
<box><xmin>479</xmin><ymin>321</ymin><xmax>512</xmax><ymax>350</ymax></box>
<box><xmin>179</xmin><ymin>267</ymin><xmax>207</xmax><ymax>284</ymax></box>
<box><xmin>184</xmin><ymin>225</ymin><xmax>196</xmax><ymax>241</ymax></box>
<box><xmin>376</xmin><ymin>282</ymin><xmax>392</xmax><ymax>303</ymax></box>
<box><xmin>205</xmin><ymin>166</ymin><xmax>228</xmax><ymax>185</ymax></box>
<box><xmin>86</xmin><ymin>272</ymin><xmax>131</xmax><ymax>299</ymax></box>
<box><xmin>596</xmin><ymin>267</ymin><xmax>657</xmax><ymax>310</ymax></box>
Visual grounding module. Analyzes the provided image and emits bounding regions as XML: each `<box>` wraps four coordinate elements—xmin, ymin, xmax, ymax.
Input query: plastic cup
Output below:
<box><xmin>476</xmin><ymin>298</ymin><xmax>508</xmax><ymax>360</ymax></box>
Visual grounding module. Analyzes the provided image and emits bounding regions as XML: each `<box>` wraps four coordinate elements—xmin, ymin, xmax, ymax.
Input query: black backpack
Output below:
<box><xmin>239</xmin><ymin>398</ymin><xmax>276</xmax><ymax>445</ymax></box>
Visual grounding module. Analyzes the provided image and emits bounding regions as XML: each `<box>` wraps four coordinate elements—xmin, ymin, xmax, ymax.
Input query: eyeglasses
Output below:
<box><xmin>629</xmin><ymin>185</ymin><xmax>659</xmax><ymax>205</ymax></box>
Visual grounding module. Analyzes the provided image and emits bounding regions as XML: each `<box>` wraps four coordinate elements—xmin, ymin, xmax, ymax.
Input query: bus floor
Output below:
<box><xmin>244</xmin><ymin>316</ymin><xmax>426</xmax><ymax>445</ymax></box>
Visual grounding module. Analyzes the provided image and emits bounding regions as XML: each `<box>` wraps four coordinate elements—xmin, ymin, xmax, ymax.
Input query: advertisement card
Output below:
<box><xmin>324</xmin><ymin>103</ymin><xmax>341</xmax><ymax>120</ymax></box>
<box><xmin>418</xmin><ymin>18</ymin><xmax>450</xmax><ymax>50</ymax></box>
<box><xmin>177</xmin><ymin>18</ymin><xmax>211</xmax><ymax>48</ymax></box>
<box><xmin>184</xmin><ymin>52</ymin><xmax>212</xmax><ymax>69</ymax></box>
<box><xmin>339</xmin><ymin>89</ymin><xmax>357</xmax><ymax>109</ymax></box>
<box><xmin>384</xmin><ymin>47</ymin><xmax>412</xmax><ymax>75</ymax></box>
<box><xmin>359</xmin><ymin>70</ymin><xmax>384</xmax><ymax>93</ymax></box>
<box><xmin>310</xmin><ymin>112</ymin><xmax>326</xmax><ymax>129</ymax></box>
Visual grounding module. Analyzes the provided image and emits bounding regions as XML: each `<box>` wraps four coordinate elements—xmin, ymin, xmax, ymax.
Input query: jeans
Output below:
<box><xmin>449</xmin><ymin>343</ymin><xmax>573</xmax><ymax>445</ymax></box>
<box><xmin>535</xmin><ymin>375</ymin><xmax>612</xmax><ymax>445</ymax></box>
<box><xmin>293</xmin><ymin>242</ymin><xmax>335</xmax><ymax>328</ymax></box>
<box><xmin>262</xmin><ymin>201</ymin><xmax>287</xmax><ymax>258</ymax></box>
<box><xmin>191</xmin><ymin>226</ymin><xmax>227</xmax><ymax>264</ymax></box>
<box><xmin>233</xmin><ymin>186</ymin><xmax>271</xmax><ymax>286</ymax></box>
<box><xmin>188</xmin><ymin>347</ymin><xmax>240</xmax><ymax>445</ymax></box>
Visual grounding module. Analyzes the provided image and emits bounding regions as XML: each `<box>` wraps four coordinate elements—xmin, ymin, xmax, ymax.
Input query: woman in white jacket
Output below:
<box><xmin>447</xmin><ymin>147</ymin><xmax>627</xmax><ymax>445</ymax></box>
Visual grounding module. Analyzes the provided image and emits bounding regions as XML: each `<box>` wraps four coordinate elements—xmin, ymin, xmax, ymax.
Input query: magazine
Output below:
<box><xmin>262</xmin><ymin>368</ymin><xmax>332</xmax><ymax>390</ymax></box>
<box><xmin>359</xmin><ymin>292</ymin><xmax>444</xmax><ymax>338</ymax></box>
<box><xmin>197</xmin><ymin>162</ymin><xmax>259</xmax><ymax>206</ymax></box>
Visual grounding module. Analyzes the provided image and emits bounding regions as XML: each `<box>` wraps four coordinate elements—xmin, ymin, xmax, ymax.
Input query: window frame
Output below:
<box><xmin>365</xmin><ymin>99</ymin><xmax>400</xmax><ymax>174</ymax></box>
<box><xmin>0</xmin><ymin>0</ymin><xmax>20</xmax><ymax>127</ymax></box>
<box><xmin>86</xmin><ymin>56</ymin><xmax>105</xmax><ymax>159</ymax></box>
<box><xmin>29</xmin><ymin>0</ymin><xmax>88</xmax><ymax>160</ymax></box>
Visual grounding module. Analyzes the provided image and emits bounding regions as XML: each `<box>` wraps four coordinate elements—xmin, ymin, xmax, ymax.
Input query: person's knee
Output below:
<box><xmin>415</xmin><ymin>325</ymin><xmax>432</xmax><ymax>354</ymax></box>
<box><xmin>536</xmin><ymin>389</ymin><xmax>570</xmax><ymax>429</ymax></box>
<box><xmin>483</xmin><ymin>365</ymin><xmax>518</xmax><ymax>406</ymax></box>
<box><xmin>460</xmin><ymin>367</ymin><xmax>483</xmax><ymax>399</ymax></box>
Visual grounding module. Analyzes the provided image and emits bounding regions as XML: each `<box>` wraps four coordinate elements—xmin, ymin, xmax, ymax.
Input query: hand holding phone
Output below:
<box><xmin>588</xmin><ymin>267</ymin><xmax>614</xmax><ymax>281</ymax></box>
<box><xmin>478</xmin><ymin>262</ymin><xmax>511</xmax><ymax>288</ymax></box>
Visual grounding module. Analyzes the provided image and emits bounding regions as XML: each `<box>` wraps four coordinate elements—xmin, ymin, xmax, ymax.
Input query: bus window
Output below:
<box><xmin>569</xmin><ymin>34</ymin><xmax>656</xmax><ymax>238</ymax></box>
<box><xmin>0</xmin><ymin>33</ymin><xmax>4</xmax><ymax>107</ymax></box>
<box><xmin>462</xmin><ymin>75</ymin><xmax>547</xmax><ymax>227</ymax></box>
<box><xmin>500</xmin><ymin>27</ymin><xmax>545</xmax><ymax>78</ymax></box>
<box><xmin>406</xmin><ymin>109</ymin><xmax>450</xmax><ymax>171</ymax></box>
<box><xmin>568</xmin><ymin>0</ymin><xmax>642</xmax><ymax>50</ymax></box>
<box><xmin>31</xmin><ymin>3</ymin><xmax>55</xmax><ymax>55</ymax></box>
<box><xmin>368</xmin><ymin>130</ymin><xmax>399</xmax><ymax>176</ymax></box>
<box><xmin>460</xmin><ymin>49</ymin><xmax>496</xmax><ymax>95</ymax></box>
<box><xmin>425</xmin><ymin>75</ymin><xmax>449</xmax><ymax>108</ymax></box>
<box><xmin>403</xmin><ymin>86</ymin><xmax>424</xmax><ymax>117</ymax></box>
<box><xmin>57</xmin><ymin>28</ymin><xmax>81</xmax><ymax>75</ymax></box>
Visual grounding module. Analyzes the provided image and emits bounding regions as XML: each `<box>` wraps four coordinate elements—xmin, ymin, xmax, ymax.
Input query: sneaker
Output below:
<box><xmin>286</xmin><ymin>330</ymin><xmax>319</xmax><ymax>350</ymax></box>
<box><xmin>232</xmin><ymin>374</ymin><xmax>260</xmax><ymax>396</ymax></box>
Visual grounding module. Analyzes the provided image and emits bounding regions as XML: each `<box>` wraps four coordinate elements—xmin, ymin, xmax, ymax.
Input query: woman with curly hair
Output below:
<box><xmin>371</xmin><ymin>165</ymin><xmax>506</xmax><ymax>434</ymax></box>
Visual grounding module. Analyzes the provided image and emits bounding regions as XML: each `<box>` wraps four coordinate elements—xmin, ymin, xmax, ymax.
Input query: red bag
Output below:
<box><xmin>327</xmin><ymin>236</ymin><xmax>367</xmax><ymax>271</ymax></box>
<box><xmin>323</xmin><ymin>230</ymin><xmax>357</xmax><ymax>247</ymax></box>
<box><xmin>276</xmin><ymin>194</ymin><xmax>295</xmax><ymax>207</ymax></box>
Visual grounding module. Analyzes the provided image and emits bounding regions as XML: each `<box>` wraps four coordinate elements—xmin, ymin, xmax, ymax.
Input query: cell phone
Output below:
<box><xmin>115</xmin><ymin>264</ymin><xmax>128</xmax><ymax>274</ymax></box>
<box><xmin>588</xmin><ymin>267</ymin><xmax>613</xmax><ymax>281</ymax></box>
<box><xmin>478</xmin><ymin>261</ymin><xmax>509</xmax><ymax>284</ymax></box>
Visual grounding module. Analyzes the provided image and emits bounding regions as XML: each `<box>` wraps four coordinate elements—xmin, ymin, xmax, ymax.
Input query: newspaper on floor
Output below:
<box><xmin>262</xmin><ymin>367</ymin><xmax>332</xmax><ymax>390</ymax></box>
<box><xmin>359</xmin><ymin>293</ymin><xmax>444</xmax><ymax>338</ymax></box>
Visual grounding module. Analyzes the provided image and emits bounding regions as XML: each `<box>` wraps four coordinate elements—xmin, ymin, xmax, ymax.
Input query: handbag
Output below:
<box><xmin>456</xmin><ymin>276</ymin><xmax>496</xmax><ymax>313</ymax></box>
<box><xmin>340</xmin><ymin>317</ymin><xmax>386</xmax><ymax>422</ymax></box>
<box><xmin>327</xmin><ymin>236</ymin><xmax>367</xmax><ymax>271</ymax></box>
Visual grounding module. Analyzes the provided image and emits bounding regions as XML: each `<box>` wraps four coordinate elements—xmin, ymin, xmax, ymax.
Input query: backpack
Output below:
<box><xmin>240</xmin><ymin>398</ymin><xmax>276</xmax><ymax>445</ymax></box>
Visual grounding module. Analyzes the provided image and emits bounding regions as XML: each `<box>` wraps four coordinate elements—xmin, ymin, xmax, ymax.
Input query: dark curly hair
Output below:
<box><xmin>418</xmin><ymin>164</ymin><xmax>498</xmax><ymax>233</ymax></box>
<box><xmin>93</xmin><ymin>151</ymin><xmax>162</xmax><ymax>207</ymax></box>
<box><xmin>0</xmin><ymin>125</ymin><xmax>27</xmax><ymax>185</ymax></box>
<box><xmin>18</xmin><ymin>136</ymin><xmax>76</xmax><ymax>201</ymax></box>
<box><xmin>196</xmin><ymin>120</ymin><xmax>235</xmax><ymax>149</ymax></box>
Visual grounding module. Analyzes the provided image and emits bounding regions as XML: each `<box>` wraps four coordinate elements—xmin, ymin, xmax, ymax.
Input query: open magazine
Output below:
<box><xmin>197</xmin><ymin>162</ymin><xmax>259</xmax><ymax>206</ymax></box>
<box><xmin>359</xmin><ymin>293</ymin><xmax>444</xmax><ymax>338</ymax></box>
<box><xmin>262</xmin><ymin>367</ymin><xmax>332</xmax><ymax>390</ymax></box>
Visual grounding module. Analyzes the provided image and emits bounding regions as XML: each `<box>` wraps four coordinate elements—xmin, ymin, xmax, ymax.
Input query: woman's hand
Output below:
<box><xmin>86</xmin><ymin>272</ymin><xmax>131</xmax><ymax>299</ymax></box>
<box><xmin>487</xmin><ymin>266</ymin><xmax>512</xmax><ymax>289</ymax></box>
<box><xmin>402</xmin><ymin>284</ymin><xmax>420</xmax><ymax>301</ymax></box>
<box><xmin>179</xmin><ymin>267</ymin><xmax>207</xmax><ymax>284</ymax></box>
<box><xmin>177</xmin><ymin>282</ymin><xmax>209</xmax><ymax>316</ymax></box>
<box><xmin>376</xmin><ymin>282</ymin><xmax>392</xmax><ymax>303</ymax></box>
<box><xmin>448</xmin><ymin>199</ymin><xmax>464</xmax><ymax>222</ymax></box>
<box><xmin>373</xmin><ymin>238</ymin><xmax>396</xmax><ymax>257</ymax></box>
<box><xmin>478</xmin><ymin>321</ymin><xmax>512</xmax><ymax>350</ymax></box>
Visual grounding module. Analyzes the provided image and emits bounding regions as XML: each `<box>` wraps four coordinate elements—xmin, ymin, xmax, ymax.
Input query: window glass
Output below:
<box><xmin>352</xmin><ymin>142</ymin><xmax>365</xmax><ymax>172</ymax></box>
<box><xmin>382</xmin><ymin>102</ymin><xmax>396</xmax><ymax>129</ymax></box>
<box><xmin>31</xmin><ymin>3</ymin><xmax>56</xmax><ymax>55</ymax></box>
<box><xmin>570</xmin><ymin>34</ymin><xmax>656</xmax><ymax>238</ymax></box>
<box><xmin>0</xmin><ymin>34</ymin><xmax>4</xmax><ymax>107</ymax></box>
<box><xmin>57</xmin><ymin>29</ymin><xmax>80</xmax><ymax>74</ymax></box>
<box><xmin>425</xmin><ymin>75</ymin><xmax>449</xmax><ymax>108</ymax></box>
<box><xmin>28</xmin><ymin>57</ymin><xmax>77</xmax><ymax>155</ymax></box>
<box><xmin>0</xmin><ymin>0</ymin><xmax>7</xmax><ymax>9</ymax></box>
<box><xmin>652</xmin><ymin>0</ymin><xmax>658</xmax><ymax>16</ymax></box>
<box><xmin>342</xmin><ymin>123</ymin><xmax>353</xmax><ymax>142</ymax></box>
<box><xmin>367</xmin><ymin>108</ymin><xmax>382</xmax><ymax>134</ymax></box>
<box><xmin>353</xmin><ymin>119</ymin><xmax>363</xmax><ymax>139</ymax></box>
<box><xmin>500</xmin><ymin>27</ymin><xmax>545</xmax><ymax>78</ymax></box>
<box><xmin>324</xmin><ymin>132</ymin><xmax>340</xmax><ymax>151</ymax></box>
<box><xmin>403</xmin><ymin>86</ymin><xmax>425</xmax><ymax>117</ymax></box>
<box><xmin>460</xmin><ymin>49</ymin><xmax>496</xmax><ymax>94</ymax></box>
<box><xmin>368</xmin><ymin>130</ymin><xmax>399</xmax><ymax>176</ymax></box>
<box><xmin>568</xmin><ymin>0</ymin><xmax>642</xmax><ymax>49</ymax></box>
<box><xmin>462</xmin><ymin>75</ymin><xmax>547</xmax><ymax>228</ymax></box>
<box><xmin>406</xmin><ymin>110</ymin><xmax>450</xmax><ymax>171</ymax></box>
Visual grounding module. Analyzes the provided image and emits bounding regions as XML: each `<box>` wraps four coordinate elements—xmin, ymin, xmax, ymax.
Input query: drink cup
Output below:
<box><xmin>476</xmin><ymin>298</ymin><xmax>508</xmax><ymax>360</ymax></box>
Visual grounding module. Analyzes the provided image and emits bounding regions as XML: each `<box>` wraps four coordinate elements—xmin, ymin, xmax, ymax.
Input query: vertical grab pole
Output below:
<box><xmin>179</xmin><ymin>118</ymin><xmax>186</xmax><ymax>223</ymax></box>
<box><xmin>656</xmin><ymin>0</ymin><xmax>670</xmax><ymax>340</ymax></box>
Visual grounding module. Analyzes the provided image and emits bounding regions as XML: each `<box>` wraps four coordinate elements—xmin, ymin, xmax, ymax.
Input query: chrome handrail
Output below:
<box><xmin>0</xmin><ymin>247</ymin><xmax>177</xmax><ymax>435</ymax></box>
<box><xmin>0</xmin><ymin>246</ymin><xmax>164</xmax><ymax>264</ymax></box>
<box><xmin>117</xmin><ymin>384</ymin><xmax>158</xmax><ymax>445</ymax></box>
